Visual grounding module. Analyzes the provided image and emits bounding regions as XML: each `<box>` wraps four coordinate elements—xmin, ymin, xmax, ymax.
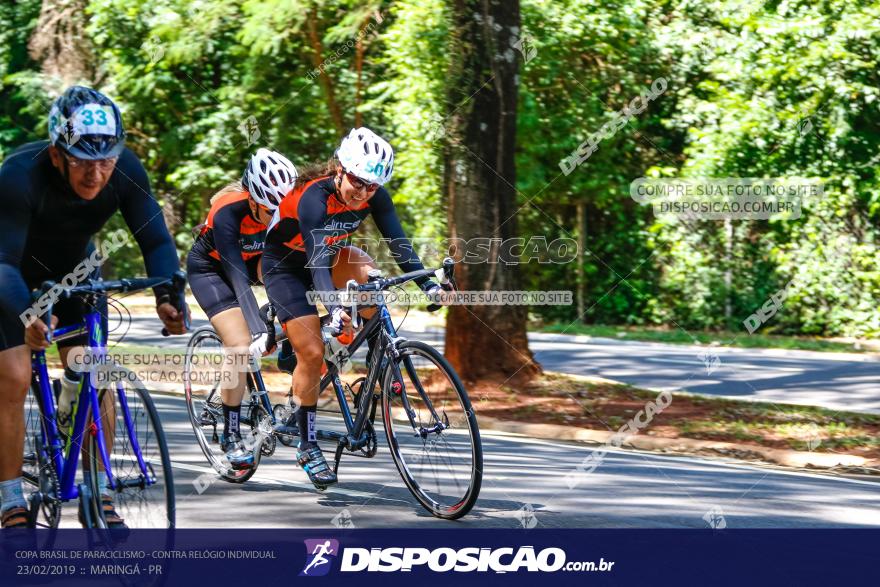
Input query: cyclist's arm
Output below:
<box><xmin>0</xmin><ymin>160</ymin><xmax>35</xmax><ymax>319</ymax></box>
<box><xmin>369</xmin><ymin>189</ymin><xmax>433</xmax><ymax>290</ymax></box>
<box><xmin>298</xmin><ymin>192</ymin><xmax>340</xmax><ymax>313</ymax></box>
<box><xmin>115</xmin><ymin>150</ymin><xmax>181</xmax><ymax>303</ymax></box>
<box><xmin>212</xmin><ymin>204</ymin><xmax>267</xmax><ymax>335</ymax></box>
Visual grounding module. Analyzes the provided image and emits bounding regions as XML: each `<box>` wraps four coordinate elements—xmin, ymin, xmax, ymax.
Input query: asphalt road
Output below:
<box><xmin>50</xmin><ymin>317</ymin><xmax>880</xmax><ymax>529</ymax></box>
<box><xmin>55</xmin><ymin>392</ymin><xmax>880</xmax><ymax>529</ymax></box>
<box><xmin>124</xmin><ymin>315</ymin><xmax>880</xmax><ymax>413</ymax></box>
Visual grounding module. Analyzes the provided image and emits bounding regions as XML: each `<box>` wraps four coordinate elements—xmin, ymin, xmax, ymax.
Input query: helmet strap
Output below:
<box><xmin>60</xmin><ymin>153</ymin><xmax>72</xmax><ymax>186</ymax></box>
<box><xmin>247</xmin><ymin>197</ymin><xmax>261</xmax><ymax>222</ymax></box>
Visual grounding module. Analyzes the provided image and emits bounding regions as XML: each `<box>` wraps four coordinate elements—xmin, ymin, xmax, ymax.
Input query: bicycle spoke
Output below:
<box><xmin>382</xmin><ymin>341</ymin><xmax>482</xmax><ymax>519</ymax></box>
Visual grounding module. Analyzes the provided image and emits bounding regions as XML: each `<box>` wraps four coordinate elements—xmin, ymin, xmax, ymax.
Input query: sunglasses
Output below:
<box><xmin>345</xmin><ymin>172</ymin><xmax>378</xmax><ymax>193</ymax></box>
<box><xmin>62</xmin><ymin>152</ymin><xmax>118</xmax><ymax>171</ymax></box>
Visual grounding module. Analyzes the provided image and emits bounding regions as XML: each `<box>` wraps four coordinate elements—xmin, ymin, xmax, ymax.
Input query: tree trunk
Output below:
<box><xmin>305</xmin><ymin>9</ymin><xmax>345</xmax><ymax>134</ymax></box>
<box><xmin>443</xmin><ymin>0</ymin><xmax>540</xmax><ymax>385</ymax></box>
<box><xmin>576</xmin><ymin>201</ymin><xmax>586</xmax><ymax>321</ymax></box>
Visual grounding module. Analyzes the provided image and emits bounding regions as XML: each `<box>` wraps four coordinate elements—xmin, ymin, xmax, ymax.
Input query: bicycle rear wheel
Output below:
<box><xmin>87</xmin><ymin>367</ymin><xmax>175</xmax><ymax>528</ymax></box>
<box><xmin>381</xmin><ymin>340</ymin><xmax>482</xmax><ymax>519</ymax></box>
<box><xmin>184</xmin><ymin>327</ymin><xmax>261</xmax><ymax>483</ymax></box>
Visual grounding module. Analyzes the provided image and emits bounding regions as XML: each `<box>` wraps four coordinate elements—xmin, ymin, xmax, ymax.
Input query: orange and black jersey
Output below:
<box><xmin>192</xmin><ymin>191</ymin><xmax>267</xmax><ymax>263</ymax></box>
<box><xmin>190</xmin><ymin>191</ymin><xmax>268</xmax><ymax>334</ymax></box>
<box><xmin>264</xmin><ymin>176</ymin><xmax>430</xmax><ymax>311</ymax></box>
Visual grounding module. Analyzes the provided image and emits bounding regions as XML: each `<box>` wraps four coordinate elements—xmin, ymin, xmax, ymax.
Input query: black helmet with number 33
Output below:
<box><xmin>48</xmin><ymin>86</ymin><xmax>126</xmax><ymax>160</ymax></box>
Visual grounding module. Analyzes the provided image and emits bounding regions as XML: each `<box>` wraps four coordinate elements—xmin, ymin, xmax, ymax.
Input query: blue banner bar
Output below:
<box><xmin>1</xmin><ymin>529</ymin><xmax>876</xmax><ymax>585</ymax></box>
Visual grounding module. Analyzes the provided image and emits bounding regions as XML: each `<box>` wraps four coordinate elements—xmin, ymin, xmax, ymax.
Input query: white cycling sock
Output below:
<box><xmin>0</xmin><ymin>477</ymin><xmax>27</xmax><ymax>512</ymax></box>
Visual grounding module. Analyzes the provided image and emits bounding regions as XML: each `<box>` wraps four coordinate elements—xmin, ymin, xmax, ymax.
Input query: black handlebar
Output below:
<box><xmin>346</xmin><ymin>257</ymin><xmax>456</xmax><ymax>321</ymax></box>
<box><xmin>35</xmin><ymin>271</ymin><xmax>189</xmax><ymax>340</ymax></box>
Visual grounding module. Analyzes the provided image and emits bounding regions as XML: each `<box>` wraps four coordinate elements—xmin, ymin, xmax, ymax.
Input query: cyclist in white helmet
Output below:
<box><xmin>187</xmin><ymin>148</ymin><xmax>297</xmax><ymax>469</ymax></box>
<box><xmin>262</xmin><ymin>127</ymin><xmax>443</xmax><ymax>489</ymax></box>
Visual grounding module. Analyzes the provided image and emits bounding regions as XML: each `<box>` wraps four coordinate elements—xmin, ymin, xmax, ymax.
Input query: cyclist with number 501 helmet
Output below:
<box><xmin>187</xmin><ymin>149</ymin><xmax>297</xmax><ymax>470</ymax></box>
<box><xmin>263</xmin><ymin>127</ymin><xmax>443</xmax><ymax>489</ymax></box>
<box><xmin>0</xmin><ymin>86</ymin><xmax>187</xmax><ymax>529</ymax></box>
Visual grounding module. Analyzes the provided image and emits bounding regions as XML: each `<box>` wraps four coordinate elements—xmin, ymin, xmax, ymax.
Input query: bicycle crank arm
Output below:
<box><xmin>112</xmin><ymin>475</ymin><xmax>155</xmax><ymax>490</ymax></box>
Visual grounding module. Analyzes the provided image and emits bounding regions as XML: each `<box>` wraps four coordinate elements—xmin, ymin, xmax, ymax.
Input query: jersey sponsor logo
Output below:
<box><xmin>240</xmin><ymin>231</ymin><xmax>266</xmax><ymax>253</ymax></box>
<box><xmin>327</xmin><ymin>219</ymin><xmax>361</xmax><ymax>232</ymax></box>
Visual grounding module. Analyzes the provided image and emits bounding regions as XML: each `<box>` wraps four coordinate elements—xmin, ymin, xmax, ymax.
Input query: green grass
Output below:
<box><xmin>536</xmin><ymin>322</ymin><xmax>868</xmax><ymax>353</ymax></box>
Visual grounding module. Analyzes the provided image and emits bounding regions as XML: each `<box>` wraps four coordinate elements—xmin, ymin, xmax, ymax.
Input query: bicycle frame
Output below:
<box><xmin>268</xmin><ymin>274</ymin><xmax>452</xmax><ymax>459</ymax></box>
<box><xmin>306</xmin><ymin>301</ymin><xmax>399</xmax><ymax>451</ymax></box>
<box><xmin>29</xmin><ymin>302</ymin><xmax>152</xmax><ymax>502</ymax></box>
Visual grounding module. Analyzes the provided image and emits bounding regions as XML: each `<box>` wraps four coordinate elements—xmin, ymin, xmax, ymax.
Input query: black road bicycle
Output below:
<box><xmin>183</xmin><ymin>258</ymin><xmax>482</xmax><ymax>519</ymax></box>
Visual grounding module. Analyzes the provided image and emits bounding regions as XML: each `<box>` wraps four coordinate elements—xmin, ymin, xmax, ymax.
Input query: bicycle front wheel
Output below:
<box><xmin>87</xmin><ymin>367</ymin><xmax>175</xmax><ymax>528</ymax></box>
<box><xmin>381</xmin><ymin>340</ymin><xmax>482</xmax><ymax>519</ymax></box>
<box><xmin>22</xmin><ymin>382</ymin><xmax>61</xmax><ymax>528</ymax></box>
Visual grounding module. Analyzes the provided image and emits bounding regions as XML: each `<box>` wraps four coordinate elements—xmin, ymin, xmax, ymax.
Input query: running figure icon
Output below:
<box><xmin>300</xmin><ymin>539</ymin><xmax>340</xmax><ymax>576</ymax></box>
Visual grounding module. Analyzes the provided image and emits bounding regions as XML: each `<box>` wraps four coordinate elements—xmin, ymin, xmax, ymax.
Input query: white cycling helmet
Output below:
<box><xmin>336</xmin><ymin>127</ymin><xmax>394</xmax><ymax>186</ymax></box>
<box><xmin>242</xmin><ymin>148</ymin><xmax>297</xmax><ymax>210</ymax></box>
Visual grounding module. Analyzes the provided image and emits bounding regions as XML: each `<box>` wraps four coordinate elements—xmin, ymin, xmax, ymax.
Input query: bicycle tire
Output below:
<box><xmin>87</xmin><ymin>367</ymin><xmax>175</xmax><ymax>528</ymax></box>
<box><xmin>184</xmin><ymin>327</ymin><xmax>261</xmax><ymax>483</ymax></box>
<box><xmin>22</xmin><ymin>382</ymin><xmax>62</xmax><ymax>528</ymax></box>
<box><xmin>381</xmin><ymin>340</ymin><xmax>482</xmax><ymax>519</ymax></box>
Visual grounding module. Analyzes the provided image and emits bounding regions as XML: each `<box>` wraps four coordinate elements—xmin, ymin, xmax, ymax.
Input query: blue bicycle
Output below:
<box><xmin>22</xmin><ymin>272</ymin><xmax>186</xmax><ymax>528</ymax></box>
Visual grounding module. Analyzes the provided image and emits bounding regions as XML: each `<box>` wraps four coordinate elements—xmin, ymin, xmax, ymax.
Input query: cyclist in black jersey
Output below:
<box><xmin>187</xmin><ymin>149</ymin><xmax>297</xmax><ymax>469</ymax></box>
<box><xmin>263</xmin><ymin>127</ymin><xmax>444</xmax><ymax>489</ymax></box>
<box><xmin>0</xmin><ymin>86</ymin><xmax>186</xmax><ymax>529</ymax></box>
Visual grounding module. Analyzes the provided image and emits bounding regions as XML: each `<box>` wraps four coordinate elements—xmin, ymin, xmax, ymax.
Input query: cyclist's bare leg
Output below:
<box><xmin>0</xmin><ymin>345</ymin><xmax>32</xmax><ymax>485</ymax></box>
<box><xmin>331</xmin><ymin>246</ymin><xmax>378</xmax><ymax>321</ymax></box>
<box><xmin>208</xmin><ymin>307</ymin><xmax>255</xmax><ymax>468</ymax></box>
<box><xmin>209</xmin><ymin>307</ymin><xmax>250</xmax><ymax>407</ymax></box>
<box><xmin>285</xmin><ymin>314</ymin><xmax>337</xmax><ymax>484</ymax></box>
<box><xmin>285</xmin><ymin>315</ymin><xmax>324</xmax><ymax>409</ymax></box>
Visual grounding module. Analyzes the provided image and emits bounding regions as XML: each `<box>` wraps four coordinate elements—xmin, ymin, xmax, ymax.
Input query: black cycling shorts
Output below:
<box><xmin>262</xmin><ymin>250</ymin><xmax>318</xmax><ymax>324</ymax></box>
<box><xmin>0</xmin><ymin>282</ymin><xmax>108</xmax><ymax>352</ymax></box>
<box><xmin>187</xmin><ymin>251</ymin><xmax>261</xmax><ymax>320</ymax></box>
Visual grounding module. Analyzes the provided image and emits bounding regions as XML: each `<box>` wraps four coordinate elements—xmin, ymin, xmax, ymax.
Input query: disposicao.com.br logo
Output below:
<box><xmin>300</xmin><ymin>541</ymin><xmax>614</xmax><ymax>575</ymax></box>
<box><xmin>340</xmin><ymin>546</ymin><xmax>613</xmax><ymax>574</ymax></box>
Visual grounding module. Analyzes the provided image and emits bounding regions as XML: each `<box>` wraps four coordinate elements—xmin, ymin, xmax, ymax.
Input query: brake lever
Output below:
<box><xmin>346</xmin><ymin>279</ymin><xmax>360</xmax><ymax>331</ymax></box>
<box><xmin>39</xmin><ymin>280</ymin><xmax>56</xmax><ymax>344</ymax></box>
<box><xmin>427</xmin><ymin>258</ymin><xmax>456</xmax><ymax>312</ymax></box>
<box><xmin>161</xmin><ymin>270</ymin><xmax>189</xmax><ymax>336</ymax></box>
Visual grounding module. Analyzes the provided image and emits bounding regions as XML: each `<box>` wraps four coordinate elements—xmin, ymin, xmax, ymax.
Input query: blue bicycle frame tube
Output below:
<box><xmin>379</xmin><ymin>305</ymin><xmax>397</xmax><ymax>338</ymax></box>
<box><xmin>85</xmin><ymin>310</ymin><xmax>116</xmax><ymax>490</ymax></box>
<box><xmin>117</xmin><ymin>381</ymin><xmax>151</xmax><ymax>484</ymax></box>
<box><xmin>30</xmin><ymin>352</ymin><xmax>73</xmax><ymax>498</ymax></box>
<box><xmin>47</xmin><ymin>308</ymin><xmax>115</xmax><ymax>500</ymax></box>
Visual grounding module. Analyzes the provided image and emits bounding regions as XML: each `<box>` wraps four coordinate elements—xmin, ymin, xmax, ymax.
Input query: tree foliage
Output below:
<box><xmin>1</xmin><ymin>0</ymin><xmax>877</xmax><ymax>337</ymax></box>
